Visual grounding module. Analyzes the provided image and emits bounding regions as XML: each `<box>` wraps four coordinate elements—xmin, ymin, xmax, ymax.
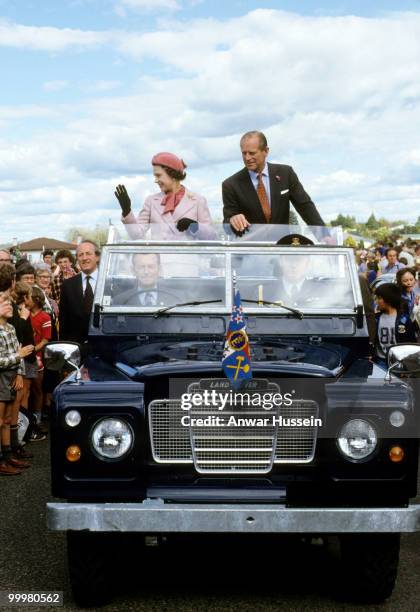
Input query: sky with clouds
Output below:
<box><xmin>1</xmin><ymin>0</ymin><xmax>420</xmax><ymax>243</ymax></box>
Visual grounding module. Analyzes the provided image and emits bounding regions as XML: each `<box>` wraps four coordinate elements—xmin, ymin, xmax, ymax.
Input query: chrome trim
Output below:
<box><xmin>148</xmin><ymin>396</ymin><xmax>319</xmax><ymax>472</ymax></box>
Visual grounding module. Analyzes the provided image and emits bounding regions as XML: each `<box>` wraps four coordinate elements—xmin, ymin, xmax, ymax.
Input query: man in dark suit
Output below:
<box><xmin>222</xmin><ymin>131</ymin><xmax>325</xmax><ymax>234</ymax></box>
<box><xmin>114</xmin><ymin>253</ymin><xmax>180</xmax><ymax>307</ymax></box>
<box><xmin>260</xmin><ymin>254</ymin><xmax>318</xmax><ymax>307</ymax></box>
<box><xmin>59</xmin><ymin>240</ymin><xmax>100</xmax><ymax>345</ymax></box>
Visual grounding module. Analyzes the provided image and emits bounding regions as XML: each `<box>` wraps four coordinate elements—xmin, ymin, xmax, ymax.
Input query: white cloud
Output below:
<box><xmin>85</xmin><ymin>80</ymin><xmax>121</xmax><ymax>92</ymax></box>
<box><xmin>43</xmin><ymin>80</ymin><xmax>69</xmax><ymax>92</ymax></box>
<box><xmin>0</xmin><ymin>105</ymin><xmax>59</xmax><ymax>120</ymax></box>
<box><xmin>0</xmin><ymin>19</ymin><xmax>110</xmax><ymax>51</ymax></box>
<box><xmin>114</xmin><ymin>0</ymin><xmax>180</xmax><ymax>17</ymax></box>
<box><xmin>2</xmin><ymin>9</ymin><xmax>420</xmax><ymax>241</ymax></box>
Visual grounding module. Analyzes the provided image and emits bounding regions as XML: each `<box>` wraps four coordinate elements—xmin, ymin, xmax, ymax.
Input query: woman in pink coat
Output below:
<box><xmin>115</xmin><ymin>152</ymin><xmax>215</xmax><ymax>240</ymax></box>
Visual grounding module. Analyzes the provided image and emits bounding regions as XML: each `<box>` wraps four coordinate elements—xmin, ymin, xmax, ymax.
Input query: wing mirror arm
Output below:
<box><xmin>67</xmin><ymin>360</ymin><xmax>82</xmax><ymax>381</ymax></box>
<box><xmin>384</xmin><ymin>361</ymin><xmax>399</xmax><ymax>383</ymax></box>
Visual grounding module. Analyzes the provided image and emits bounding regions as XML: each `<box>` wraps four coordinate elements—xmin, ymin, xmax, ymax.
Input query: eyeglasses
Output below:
<box><xmin>0</xmin><ymin>258</ymin><xmax>11</xmax><ymax>262</ymax></box>
<box><xmin>37</xmin><ymin>275</ymin><xmax>51</xmax><ymax>279</ymax></box>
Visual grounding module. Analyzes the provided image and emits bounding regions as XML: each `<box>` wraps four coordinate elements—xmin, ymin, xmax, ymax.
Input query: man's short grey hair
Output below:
<box><xmin>132</xmin><ymin>252</ymin><xmax>160</xmax><ymax>266</ymax></box>
<box><xmin>240</xmin><ymin>131</ymin><xmax>268</xmax><ymax>149</ymax></box>
<box><xmin>35</xmin><ymin>262</ymin><xmax>52</xmax><ymax>274</ymax></box>
<box><xmin>77</xmin><ymin>239</ymin><xmax>101</xmax><ymax>257</ymax></box>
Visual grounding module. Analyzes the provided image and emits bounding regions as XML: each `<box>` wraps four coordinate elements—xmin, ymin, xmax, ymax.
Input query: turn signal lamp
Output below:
<box><xmin>66</xmin><ymin>445</ymin><xmax>81</xmax><ymax>462</ymax></box>
<box><xmin>389</xmin><ymin>446</ymin><xmax>404</xmax><ymax>463</ymax></box>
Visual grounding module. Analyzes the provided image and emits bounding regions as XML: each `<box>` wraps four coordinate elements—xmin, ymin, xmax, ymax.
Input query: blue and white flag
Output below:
<box><xmin>222</xmin><ymin>290</ymin><xmax>252</xmax><ymax>389</ymax></box>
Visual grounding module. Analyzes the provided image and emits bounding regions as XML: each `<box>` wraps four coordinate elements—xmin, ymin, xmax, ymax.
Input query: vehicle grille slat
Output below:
<box><xmin>149</xmin><ymin>398</ymin><xmax>318</xmax><ymax>474</ymax></box>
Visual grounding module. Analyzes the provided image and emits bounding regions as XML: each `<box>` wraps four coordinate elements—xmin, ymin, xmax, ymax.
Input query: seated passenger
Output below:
<box><xmin>113</xmin><ymin>253</ymin><xmax>180</xmax><ymax>307</ymax></box>
<box><xmin>263</xmin><ymin>254</ymin><xmax>316</xmax><ymax>306</ymax></box>
<box><xmin>115</xmin><ymin>152</ymin><xmax>216</xmax><ymax>241</ymax></box>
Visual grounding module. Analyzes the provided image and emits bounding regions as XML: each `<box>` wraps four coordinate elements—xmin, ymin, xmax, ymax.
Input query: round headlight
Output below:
<box><xmin>338</xmin><ymin>419</ymin><xmax>377</xmax><ymax>461</ymax></box>
<box><xmin>65</xmin><ymin>410</ymin><xmax>81</xmax><ymax>427</ymax></box>
<box><xmin>91</xmin><ymin>418</ymin><xmax>133</xmax><ymax>461</ymax></box>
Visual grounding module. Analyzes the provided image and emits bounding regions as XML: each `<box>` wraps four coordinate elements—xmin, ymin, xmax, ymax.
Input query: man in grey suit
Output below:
<box><xmin>222</xmin><ymin>131</ymin><xmax>325</xmax><ymax>234</ymax></box>
<box><xmin>114</xmin><ymin>253</ymin><xmax>180</xmax><ymax>306</ymax></box>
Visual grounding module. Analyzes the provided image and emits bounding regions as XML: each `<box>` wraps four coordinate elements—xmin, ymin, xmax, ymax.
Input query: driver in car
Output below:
<box><xmin>263</xmin><ymin>254</ymin><xmax>317</xmax><ymax>307</ymax></box>
<box><xmin>114</xmin><ymin>253</ymin><xmax>176</xmax><ymax>306</ymax></box>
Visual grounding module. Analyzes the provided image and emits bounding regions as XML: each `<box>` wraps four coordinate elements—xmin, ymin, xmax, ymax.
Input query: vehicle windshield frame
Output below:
<box><xmin>95</xmin><ymin>242</ymin><xmax>361</xmax><ymax>315</ymax></box>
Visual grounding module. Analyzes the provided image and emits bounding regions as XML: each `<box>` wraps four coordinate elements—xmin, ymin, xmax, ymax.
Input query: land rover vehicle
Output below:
<box><xmin>46</xmin><ymin>224</ymin><xmax>420</xmax><ymax>606</ymax></box>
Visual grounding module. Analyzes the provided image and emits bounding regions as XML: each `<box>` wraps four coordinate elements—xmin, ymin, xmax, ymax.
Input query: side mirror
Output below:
<box><xmin>44</xmin><ymin>341</ymin><xmax>82</xmax><ymax>380</ymax></box>
<box><xmin>385</xmin><ymin>344</ymin><xmax>420</xmax><ymax>381</ymax></box>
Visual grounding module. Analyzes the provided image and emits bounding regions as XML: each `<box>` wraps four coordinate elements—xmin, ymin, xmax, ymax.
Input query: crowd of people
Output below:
<box><xmin>356</xmin><ymin>241</ymin><xmax>420</xmax><ymax>360</ymax></box>
<box><xmin>1</xmin><ymin>129</ymin><xmax>420</xmax><ymax>476</ymax></box>
<box><xmin>0</xmin><ymin>241</ymin><xmax>99</xmax><ymax>475</ymax></box>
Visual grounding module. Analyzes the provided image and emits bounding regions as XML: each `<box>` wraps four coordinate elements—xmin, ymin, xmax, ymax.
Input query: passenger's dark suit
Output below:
<box><xmin>59</xmin><ymin>274</ymin><xmax>91</xmax><ymax>345</ymax></box>
<box><xmin>260</xmin><ymin>278</ymin><xmax>320</xmax><ymax>307</ymax></box>
<box><xmin>113</xmin><ymin>282</ymin><xmax>180</xmax><ymax>307</ymax></box>
<box><xmin>222</xmin><ymin>163</ymin><xmax>325</xmax><ymax>226</ymax></box>
<box><xmin>260</xmin><ymin>277</ymin><xmax>353</xmax><ymax>309</ymax></box>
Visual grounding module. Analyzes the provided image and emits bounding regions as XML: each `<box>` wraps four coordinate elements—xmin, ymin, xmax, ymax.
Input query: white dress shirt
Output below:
<box><xmin>81</xmin><ymin>270</ymin><xmax>98</xmax><ymax>294</ymax></box>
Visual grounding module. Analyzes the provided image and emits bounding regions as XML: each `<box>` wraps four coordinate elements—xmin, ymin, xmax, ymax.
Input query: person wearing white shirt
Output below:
<box><xmin>59</xmin><ymin>241</ymin><xmax>100</xmax><ymax>345</ymax></box>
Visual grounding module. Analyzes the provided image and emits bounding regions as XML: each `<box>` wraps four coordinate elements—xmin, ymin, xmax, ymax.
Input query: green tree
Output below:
<box><xmin>330</xmin><ymin>214</ymin><xmax>356</xmax><ymax>228</ymax></box>
<box><xmin>66</xmin><ymin>225</ymin><xmax>109</xmax><ymax>246</ymax></box>
<box><xmin>344</xmin><ymin>236</ymin><xmax>357</xmax><ymax>248</ymax></box>
<box><xmin>366</xmin><ymin>213</ymin><xmax>380</xmax><ymax>230</ymax></box>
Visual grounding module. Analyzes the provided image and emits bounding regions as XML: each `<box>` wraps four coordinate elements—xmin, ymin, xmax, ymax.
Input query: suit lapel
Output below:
<box><xmin>238</xmin><ymin>168</ymin><xmax>262</xmax><ymax>211</ymax></box>
<box><xmin>172</xmin><ymin>191</ymin><xmax>196</xmax><ymax>223</ymax></box>
<box><xmin>152</xmin><ymin>195</ymin><xmax>175</xmax><ymax>234</ymax></box>
<box><xmin>268</xmin><ymin>163</ymin><xmax>286</xmax><ymax>224</ymax></box>
<box><xmin>76</xmin><ymin>274</ymin><xmax>84</xmax><ymax>312</ymax></box>
<box><xmin>268</xmin><ymin>163</ymin><xmax>278</xmax><ymax>209</ymax></box>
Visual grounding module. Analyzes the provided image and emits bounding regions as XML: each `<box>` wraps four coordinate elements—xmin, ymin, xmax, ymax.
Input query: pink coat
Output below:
<box><xmin>122</xmin><ymin>189</ymin><xmax>214</xmax><ymax>240</ymax></box>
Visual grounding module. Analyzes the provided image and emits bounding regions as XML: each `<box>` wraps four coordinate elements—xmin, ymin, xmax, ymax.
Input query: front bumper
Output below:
<box><xmin>47</xmin><ymin>500</ymin><xmax>420</xmax><ymax>533</ymax></box>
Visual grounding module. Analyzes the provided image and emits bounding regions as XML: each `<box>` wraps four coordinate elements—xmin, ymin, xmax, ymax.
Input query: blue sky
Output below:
<box><xmin>1</xmin><ymin>0</ymin><xmax>420</xmax><ymax>242</ymax></box>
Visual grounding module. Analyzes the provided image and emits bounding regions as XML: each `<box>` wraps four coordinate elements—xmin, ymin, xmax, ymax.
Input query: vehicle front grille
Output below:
<box><xmin>149</xmin><ymin>397</ymin><xmax>319</xmax><ymax>474</ymax></box>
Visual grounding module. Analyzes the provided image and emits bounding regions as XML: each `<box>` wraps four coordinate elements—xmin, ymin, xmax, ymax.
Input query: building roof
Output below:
<box><xmin>17</xmin><ymin>237</ymin><xmax>77</xmax><ymax>251</ymax></box>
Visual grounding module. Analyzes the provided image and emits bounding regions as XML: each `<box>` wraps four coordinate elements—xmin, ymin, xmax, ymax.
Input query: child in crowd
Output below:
<box><xmin>396</xmin><ymin>267</ymin><xmax>420</xmax><ymax>317</ymax></box>
<box><xmin>13</xmin><ymin>282</ymin><xmax>41</xmax><ymax>440</ymax></box>
<box><xmin>0</xmin><ymin>288</ymin><xmax>34</xmax><ymax>475</ymax></box>
<box><xmin>374</xmin><ymin>283</ymin><xmax>417</xmax><ymax>367</ymax></box>
<box><xmin>26</xmin><ymin>286</ymin><xmax>52</xmax><ymax>435</ymax></box>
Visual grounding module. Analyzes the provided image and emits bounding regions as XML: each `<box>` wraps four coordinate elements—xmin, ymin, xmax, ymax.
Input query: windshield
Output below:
<box><xmin>99</xmin><ymin>244</ymin><xmax>356</xmax><ymax>312</ymax></box>
<box><xmin>233</xmin><ymin>252</ymin><xmax>354</xmax><ymax>309</ymax></box>
<box><xmin>103</xmin><ymin>251</ymin><xmax>226</xmax><ymax>308</ymax></box>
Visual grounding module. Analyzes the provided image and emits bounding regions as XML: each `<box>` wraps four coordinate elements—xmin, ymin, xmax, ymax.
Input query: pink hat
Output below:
<box><xmin>151</xmin><ymin>152</ymin><xmax>187</xmax><ymax>173</ymax></box>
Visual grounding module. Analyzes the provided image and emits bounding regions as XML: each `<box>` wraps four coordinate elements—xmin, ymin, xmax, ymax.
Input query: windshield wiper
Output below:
<box><xmin>241</xmin><ymin>298</ymin><xmax>304</xmax><ymax>320</ymax></box>
<box><xmin>153</xmin><ymin>299</ymin><xmax>223</xmax><ymax>318</ymax></box>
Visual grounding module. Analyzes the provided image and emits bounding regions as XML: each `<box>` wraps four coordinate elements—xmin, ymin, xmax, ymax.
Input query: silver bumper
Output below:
<box><xmin>47</xmin><ymin>500</ymin><xmax>420</xmax><ymax>533</ymax></box>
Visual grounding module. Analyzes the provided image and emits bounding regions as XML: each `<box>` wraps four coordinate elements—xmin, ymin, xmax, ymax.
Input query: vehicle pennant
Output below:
<box><xmin>222</xmin><ymin>290</ymin><xmax>252</xmax><ymax>389</ymax></box>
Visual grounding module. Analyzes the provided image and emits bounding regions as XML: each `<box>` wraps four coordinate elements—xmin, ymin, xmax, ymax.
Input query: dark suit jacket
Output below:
<box><xmin>261</xmin><ymin>278</ymin><xmax>319</xmax><ymax>307</ymax></box>
<box><xmin>222</xmin><ymin>163</ymin><xmax>325</xmax><ymax>226</ymax></box>
<box><xmin>113</xmin><ymin>282</ymin><xmax>180</xmax><ymax>307</ymax></box>
<box><xmin>261</xmin><ymin>277</ymin><xmax>353</xmax><ymax>309</ymax></box>
<box><xmin>59</xmin><ymin>274</ymin><xmax>91</xmax><ymax>345</ymax></box>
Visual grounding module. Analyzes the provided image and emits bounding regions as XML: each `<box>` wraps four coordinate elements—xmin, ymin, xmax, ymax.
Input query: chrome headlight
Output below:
<box><xmin>65</xmin><ymin>410</ymin><xmax>81</xmax><ymax>427</ymax></box>
<box><xmin>91</xmin><ymin>418</ymin><xmax>133</xmax><ymax>461</ymax></box>
<box><xmin>338</xmin><ymin>419</ymin><xmax>377</xmax><ymax>461</ymax></box>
